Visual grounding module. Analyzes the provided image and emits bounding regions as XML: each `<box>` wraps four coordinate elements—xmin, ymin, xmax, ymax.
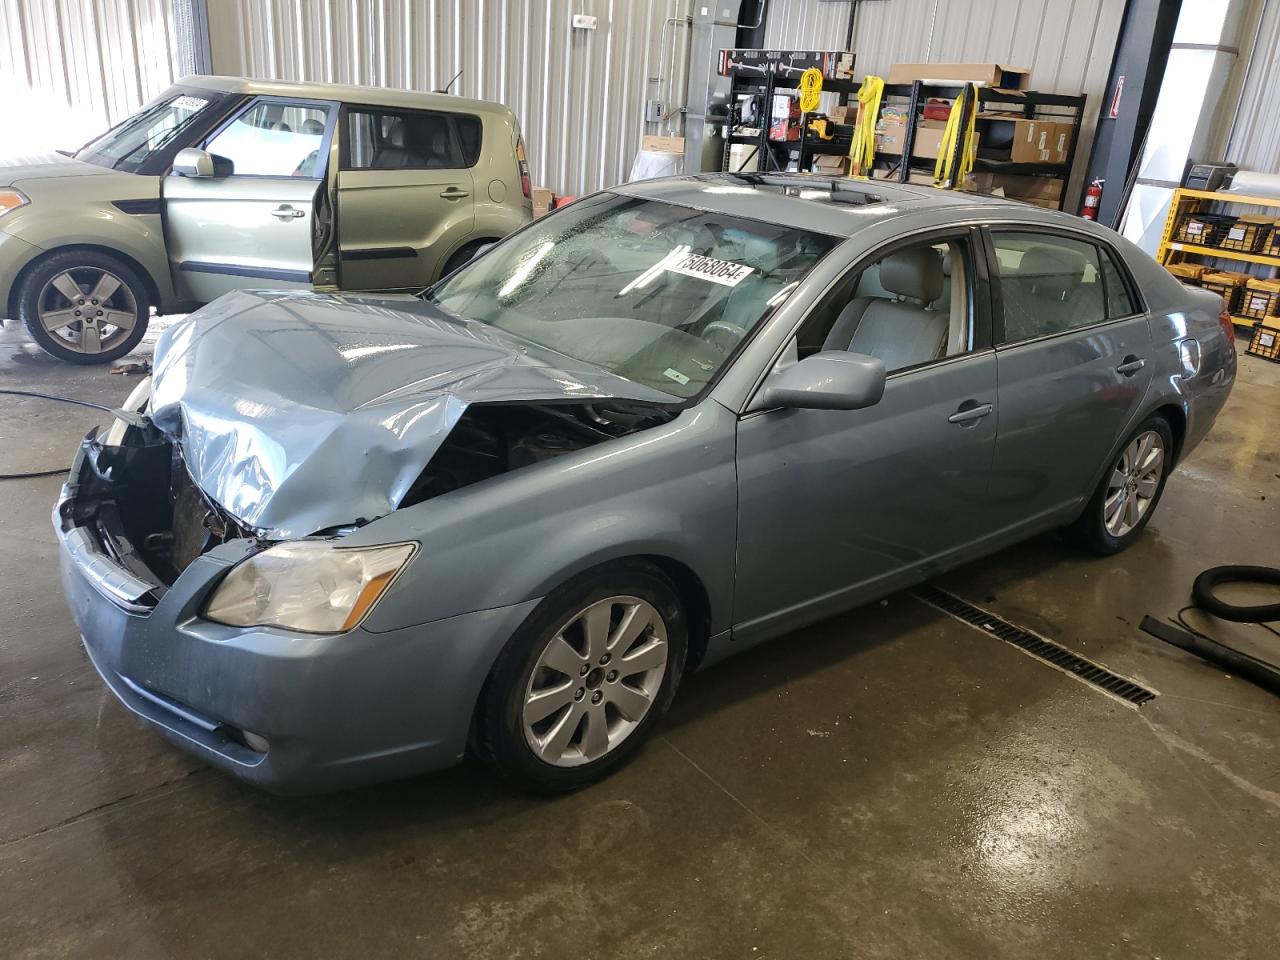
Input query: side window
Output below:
<box><xmin>1098</xmin><ymin>245</ymin><xmax>1140</xmax><ymax>318</ymax></box>
<box><xmin>990</xmin><ymin>232</ymin><xmax>1106</xmax><ymax>343</ymax></box>
<box><xmin>794</xmin><ymin>236</ymin><xmax>974</xmax><ymax>374</ymax></box>
<box><xmin>455</xmin><ymin>115</ymin><xmax>483</xmax><ymax>166</ymax></box>
<box><xmin>343</xmin><ymin>109</ymin><xmax>470</xmax><ymax>170</ymax></box>
<box><xmin>205</xmin><ymin>100</ymin><xmax>331</xmax><ymax>178</ymax></box>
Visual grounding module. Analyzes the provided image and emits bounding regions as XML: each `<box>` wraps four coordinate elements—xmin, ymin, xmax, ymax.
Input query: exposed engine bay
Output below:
<box><xmin>70</xmin><ymin>400</ymin><xmax>672</xmax><ymax>593</ymax></box>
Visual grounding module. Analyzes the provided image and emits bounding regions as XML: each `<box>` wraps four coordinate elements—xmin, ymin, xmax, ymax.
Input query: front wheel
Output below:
<box><xmin>476</xmin><ymin>560</ymin><xmax>687</xmax><ymax>793</ymax></box>
<box><xmin>1072</xmin><ymin>416</ymin><xmax>1174</xmax><ymax>555</ymax></box>
<box><xmin>17</xmin><ymin>249</ymin><xmax>151</xmax><ymax>364</ymax></box>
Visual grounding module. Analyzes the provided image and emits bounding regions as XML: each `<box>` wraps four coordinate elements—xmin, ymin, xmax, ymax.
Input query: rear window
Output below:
<box><xmin>344</xmin><ymin>108</ymin><xmax>482</xmax><ymax>170</ymax></box>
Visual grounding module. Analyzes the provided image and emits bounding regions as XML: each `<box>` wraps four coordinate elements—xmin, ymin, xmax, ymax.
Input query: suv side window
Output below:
<box><xmin>344</xmin><ymin>109</ymin><xmax>479</xmax><ymax>170</ymax></box>
<box><xmin>204</xmin><ymin>99</ymin><xmax>332</xmax><ymax>178</ymax></box>
<box><xmin>990</xmin><ymin>231</ymin><xmax>1107</xmax><ymax>343</ymax></box>
<box><xmin>793</xmin><ymin>235</ymin><xmax>975</xmax><ymax>374</ymax></box>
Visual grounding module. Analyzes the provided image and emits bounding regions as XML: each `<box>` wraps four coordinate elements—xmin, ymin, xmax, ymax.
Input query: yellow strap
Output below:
<box><xmin>848</xmin><ymin>76</ymin><xmax>884</xmax><ymax>177</ymax></box>
<box><xmin>934</xmin><ymin>84</ymin><xmax>979</xmax><ymax>188</ymax></box>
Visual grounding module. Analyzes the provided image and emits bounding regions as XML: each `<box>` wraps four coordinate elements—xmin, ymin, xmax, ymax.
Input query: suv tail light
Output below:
<box><xmin>1218</xmin><ymin>307</ymin><xmax>1236</xmax><ymax>346</ymax></box>
<box><xmin>516</xmin><ymin>136</ymin><xmax>531</xmax><ymax>199</ymax></box>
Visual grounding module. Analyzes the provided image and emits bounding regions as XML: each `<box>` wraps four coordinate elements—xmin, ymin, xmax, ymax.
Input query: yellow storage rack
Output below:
<box><xmin>1157</xmin><ymin>187</ymin><xmax>1280</xmax><ymax>332</ymax></box>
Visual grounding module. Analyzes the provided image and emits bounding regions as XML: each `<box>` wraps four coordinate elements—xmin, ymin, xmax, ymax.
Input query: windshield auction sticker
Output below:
<box><xmin>668</xmin><ymin>254</ymin><xmax>755</xmax><ymax>287</ymax></box>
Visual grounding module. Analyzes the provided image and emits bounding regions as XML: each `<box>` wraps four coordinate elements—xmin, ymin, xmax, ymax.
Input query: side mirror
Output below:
<box><xmin>757</xmin><ymin>351</ymin><xmax>886</xmax><ymax>411</ymax></box>
<box><xmin>172</xmin><ymin>147</ymin><xmax>232</xmax><ymax>178</ymax></box>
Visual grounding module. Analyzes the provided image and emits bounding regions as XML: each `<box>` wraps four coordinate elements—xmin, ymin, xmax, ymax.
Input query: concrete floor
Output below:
<box><xmin>1</xmin><ymin>317</ymin><xmax>1278</xmax><ymax>960</ymax></box>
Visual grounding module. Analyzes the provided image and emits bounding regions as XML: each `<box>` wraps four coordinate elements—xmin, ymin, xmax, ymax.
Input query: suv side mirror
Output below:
<box><xmin>172</xmin><ymin>147</ymin><xmax>233</xmax><ymax>178</ymax></box>
<box><xmin>757</xmin><ymin>351</ymin><xmax>886</xmax><ymax>411</ymax></box>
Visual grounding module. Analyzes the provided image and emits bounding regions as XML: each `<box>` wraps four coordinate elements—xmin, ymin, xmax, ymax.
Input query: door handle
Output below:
<box><xmin>271</xmin><ymin>205</ymin><xmax>305</xmax><ymax>220</ymax></box>
<box><xmin>1116</xmin><ymin>356</ymin><xmax>1146</xmax><ymax>376</ymax></box>
<box><xmin>948</xmin><ymin>401</ymin><xmax>994</xmax><ymax>425</ymax></box>
<box><xmin>439</xmin><ymin>187</ymin><xmax>471</xmax><ymax>200</ymax></box>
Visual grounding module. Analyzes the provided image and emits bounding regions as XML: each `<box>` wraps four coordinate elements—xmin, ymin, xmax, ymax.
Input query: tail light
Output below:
<box><xmin>1218</xmin><ymin>307</ymin><xmax>1235</xmax><ymax>346</ymax></box>
<box><xmin>516</xmin><ymin>136</ymin><xmax>531</xmax><ymax>199</ymax></box>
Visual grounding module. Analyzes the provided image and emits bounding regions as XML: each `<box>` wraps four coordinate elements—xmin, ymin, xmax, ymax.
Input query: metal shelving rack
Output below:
<box><xmin>868</xmin><ymin>81</ymin><xmax>1087</xmax><ymax>209</ymax></box>
<box><xmin>720</xmin><ymin>71</ymin><xmax>861</xmax><ymax>174</ymax></box>
<box><xmin>1157</xmin><ymin>186</ymin><xmax>1280</xmax><ymax>333</ymax></box>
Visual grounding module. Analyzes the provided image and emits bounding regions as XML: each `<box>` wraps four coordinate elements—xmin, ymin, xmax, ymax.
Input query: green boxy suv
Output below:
<box><xmin>0</xmin><ymin>75</ymin><xmax>532</xmax><ymax>363</ymax></box>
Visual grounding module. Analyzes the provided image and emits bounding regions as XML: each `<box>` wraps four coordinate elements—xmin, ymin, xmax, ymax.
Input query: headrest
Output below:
<box><xmin>940</xmin><ymin>249</ymin><xmax>952</xmax><ymax>276</ymax></box>
<box><xmin>301</xmin><ymin>118</ymin><xmax>325</xmax><ymax>135</ymax></box>
<box><xmin>880</xmin><ymin>247</ymin><xmax>944</xmax><ymax>303</ymax></box>
<box><xmin>385</xmin><ymin>119</ymin><xmax>406</xmax><ymax>149</ymax></box>
<box><xmin>1018</xmin><ymin>245</ymin><xmax>1085</xmax><ymax>300</ymax></box>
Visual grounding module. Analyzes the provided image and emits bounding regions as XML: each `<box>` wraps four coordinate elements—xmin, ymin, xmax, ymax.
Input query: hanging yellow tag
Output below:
<box><xmin>799</xmin><ymin>67</ymin><xmax>823</xmax><ymax>113</ymax></box>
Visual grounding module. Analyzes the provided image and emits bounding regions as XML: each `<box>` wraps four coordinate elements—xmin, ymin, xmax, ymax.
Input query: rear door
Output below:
<box><xmin>336</xmin><ymin>106</ymin><xmax>477</xmax><ymax>291</ymax></box>
<box><xmin>163</xmin><ymin>96</ymin><xmax>338</xmax><ymax>302</ymax></box>
<box><xmin>984</xmin><ymin>227</ymin><xmax>1153</xmax><ymax>532</ymax></box>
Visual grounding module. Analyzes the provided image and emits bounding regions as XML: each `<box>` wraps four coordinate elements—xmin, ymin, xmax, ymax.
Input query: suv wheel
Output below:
<box><xmin>17</xmin><ymin>250</ymin><xmax>151</xmax><ymax>364</ymax></box>
<box><xmin>477</xmin><ymin>560</ymin><xmax>687</xmax><ymax>793</ymax></box>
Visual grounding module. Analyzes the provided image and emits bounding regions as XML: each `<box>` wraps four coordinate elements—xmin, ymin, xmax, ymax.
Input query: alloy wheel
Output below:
<box><xmin>522</xmin><ymin>595</ymin><xmax>669</xmax><ymax>767</ymax></box>
<box><xmin>1103</xmin><ymin>429</ymin><xmax>1165</xmax><ymax>537</ymax></box>
<box><xmin>36</xmin><ymin>268</ymin><xmax>139</xmax><ymax>355</ymax></box>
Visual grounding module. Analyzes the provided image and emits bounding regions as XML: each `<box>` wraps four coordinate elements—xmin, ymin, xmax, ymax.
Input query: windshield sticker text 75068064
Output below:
<box><xmin>667</xmin><ymin>254</ymin><xmax>755</xmax><ymax>287</ymax></box>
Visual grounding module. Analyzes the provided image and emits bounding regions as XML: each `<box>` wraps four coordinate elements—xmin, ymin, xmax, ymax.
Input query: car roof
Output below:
<box><xmin>615</xmin><ymin>172</ymin><xmax>1068</xmax><ymax>237</ymax></box>
<box><xmin>177</xmin><ymin>74</ymin><xmax>513</xmax><ymax>119</ymax></box>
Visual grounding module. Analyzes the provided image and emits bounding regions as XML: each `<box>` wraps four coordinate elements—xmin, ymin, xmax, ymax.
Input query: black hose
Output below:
<box><xmin>1192</xmin><ymin>565</ymin><xmax>1280</xmax><ymax>623</ymax></box>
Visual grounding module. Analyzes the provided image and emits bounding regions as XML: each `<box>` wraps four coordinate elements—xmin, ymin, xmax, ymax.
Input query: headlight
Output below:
<box><xmin>204</xmin><ymin>540</ymin><xmax>417</xmax><ymax>633</ymax></box>
<box><xmin>0</xmin><ymin>190</ymin><xmax>29</xmax><ymax>218</ymax></box>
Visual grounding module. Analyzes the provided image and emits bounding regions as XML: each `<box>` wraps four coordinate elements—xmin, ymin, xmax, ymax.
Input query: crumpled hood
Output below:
<box><xmin>149</xmin><ymin>290</ymin><xmax>675</xmax><ymax>539</ymax></box>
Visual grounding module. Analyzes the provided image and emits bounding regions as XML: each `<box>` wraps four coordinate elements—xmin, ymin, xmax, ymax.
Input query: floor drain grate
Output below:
<box><xmin>910</xmin><ymin>584</ymin><xmax>1158</xmax><ymax>707</ymax></box>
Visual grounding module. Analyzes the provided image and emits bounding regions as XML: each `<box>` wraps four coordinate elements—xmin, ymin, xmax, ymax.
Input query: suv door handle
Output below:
<box><xmin>271</xmin><ymin>204</ymin><xmax>305</xmax><ymax>220</ymax></box>
<box><xmin>440</xmin><ymin>187</ymin><xmax>470</xmax><ymax>200</ymax></box>
<box><xmin>1116</xmin><ymin>356</ymin><xmax>1146</xmax><ymax>376</ymax></box>
<box><xmin>948</xmin><ymin>401</ymin><xmax>994</xmax><ymax>425</ymax></box>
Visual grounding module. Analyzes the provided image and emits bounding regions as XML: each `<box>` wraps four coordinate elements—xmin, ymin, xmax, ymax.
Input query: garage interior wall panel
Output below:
<box><xmin>1217</xmin><ymin>0</ymin><xmax>1280</xmax><ymax>176</ymax></box>
<box><xmin>0</xmin><ymin>0</ymin><xmax>183</xmax><ymax>161</ymax></box>
<box><xmin>764</xmin><ymin>0</ymin><xmax>1125</xmax><ymax>200</ymax></box>
<box><xmin>206</xmin><ymin>0</ymin><xmax>689</xmax><ymax>197</ymax></box>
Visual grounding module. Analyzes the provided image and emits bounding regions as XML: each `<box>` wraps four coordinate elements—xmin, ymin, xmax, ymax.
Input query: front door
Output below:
<box><xmin>163</xmin><ymin>96</ymin><xmax>337</xmax><ymax>303</ymax></box>
<box><xmin>983</xmin><ymin>228</ymin><xmax>1154</xmax><ymax>532</ymax></box>
<box><xmin>732</xmin><ymin>230</ymin><xmax>999</xmax><ymax>643</ymax></box>
<box><xmin>336</xmin><ymin>105</ymin><xmax>477</xmax><ymax>291</ymax></box>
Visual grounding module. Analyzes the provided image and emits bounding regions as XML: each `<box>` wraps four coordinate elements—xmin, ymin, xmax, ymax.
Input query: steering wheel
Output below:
<box><xmin>700</xmin><ymin>320</ymin><xmax>747</xmax><ymax>356</ymax></box>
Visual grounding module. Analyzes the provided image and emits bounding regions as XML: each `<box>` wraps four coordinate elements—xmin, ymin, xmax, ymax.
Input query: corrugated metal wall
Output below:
<box><xmin>0</xmin><ymin>0</ymin><xmax>184</xmax><ymax>161</ymax></box>
<box><xmin>1218</xmin><ymin>0</ymin><xmax>1280</xmax><ymax>175</ymax></box>
<box><xmin>206</xmin><ymin>0</ymin><xmax>690</xmax><ymax>197</ymax></box>
<box><xmin>764</xmin><ymin>0</ymin><xmax>1126</xmax><ymax>200</ymax></box>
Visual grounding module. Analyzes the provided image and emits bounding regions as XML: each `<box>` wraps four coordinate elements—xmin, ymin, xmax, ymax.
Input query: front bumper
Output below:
<box><xmin>54</xmin><ymin>458</ymin><xmax>539</xmax><ymax>794</ymax></box>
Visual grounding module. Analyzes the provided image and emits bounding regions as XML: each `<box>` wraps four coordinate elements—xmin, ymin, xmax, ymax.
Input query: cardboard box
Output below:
<box><xmin>969</xmin><ymin>172</ymin><xmax>1063</xmax><ymax>202</ymax></box>
<box><xmin>717</xmin><ymin>49</ymin><xmax>856</xmax><ymax>79</ymax></box>
<box><xmin>979</xmin><ymin>117</ymin><xmax>1072</xmax><ymax>163</ymax></box>
<box><xmin>827</xmin><ymin>104</ymin><xmax>854</xmax><ymax>124</ymax></box>
<box><xmin>875</xmin><ymin>117</ymin><xmax>979</xmax><ymax>160</ymax></box>
<box><xmin>813</xmin><ymin>154</ymin><xmax>848</xmax><ymax>175</ymax></box>
<box><xmin>887</xmin><ymin>62</ymin><xmax>1031</xmax><ymax>90</ymax></box>
<box><xmin>872</xmin><ymin>170</ymin><xmax>936</xmax><ymax>187</ymax></box>
<box><xmin>531</xmin><ymin>186</ymin><xmax>554</xmax><ymax>218</ymax></box>
<box><xmin>641</xmin><ymin>134</ymin><xmax>685</xmax><ymax>154</ymax></box>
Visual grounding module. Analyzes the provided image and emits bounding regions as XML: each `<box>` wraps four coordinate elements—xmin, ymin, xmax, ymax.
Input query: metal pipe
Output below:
<box><xmin>655</xmin><ymin>7</ymin><xmax>693</xmax><ymax>126</ymax></box>
<box><xmin>924</xmin><ymin>0</ymin><xmax>941</xmax><ymax>60</ymax></box>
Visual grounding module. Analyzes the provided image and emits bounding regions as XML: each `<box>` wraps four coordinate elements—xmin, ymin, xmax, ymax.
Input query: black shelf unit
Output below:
<box><xmin>720</xmin><ymin>71</ymin><xmax>862</xmax><ymax>175</ymax></box>
<box><xmin>868</xmin><ymin>81</ymin><xmax>1087</xmax><ymax>210</ymax></box>
<box><xmin>719</xmin><ymin>74</ymin><xmax>1087</xmax><ymax>211</ymax></box>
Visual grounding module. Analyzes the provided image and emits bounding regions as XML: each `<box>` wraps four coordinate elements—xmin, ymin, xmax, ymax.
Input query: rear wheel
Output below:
<box><xmin>1072</xmin><ymin>416</ymin><xmax>1173</xmax><ymax>555</ymax></box>
<box><xmin>477</xmin><ymin>560</ymin><xmax>686</xmax><ymax>793</ymax></box>
<box><xmin>17</xmin><ymin>249</ymin><xmax>151</xmax><ymax>364</ymax></box>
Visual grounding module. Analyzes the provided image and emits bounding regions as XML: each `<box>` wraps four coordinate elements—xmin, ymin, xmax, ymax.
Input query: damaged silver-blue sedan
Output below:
<box><xmin>56</xmin><ymin>174</ymin><xmax>1236</xmax><ymax>793</ymax></box>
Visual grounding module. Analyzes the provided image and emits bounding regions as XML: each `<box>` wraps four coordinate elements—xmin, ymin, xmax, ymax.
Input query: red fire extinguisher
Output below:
<box><xmin>1081</xmin><ymin>179</ymin><xmax>1104</xmax><ymax>220</ymax></box>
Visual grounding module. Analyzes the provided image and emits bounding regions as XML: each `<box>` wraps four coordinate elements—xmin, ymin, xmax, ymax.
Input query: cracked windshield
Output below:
<box><xmin>431</xmin><ymin>193</ymin><xmax>837</xmax><ymax>399</ymax></box>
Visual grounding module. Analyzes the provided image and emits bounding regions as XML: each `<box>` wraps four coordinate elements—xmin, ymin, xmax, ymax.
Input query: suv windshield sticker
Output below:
<box><xmin>663</xmin><ymin>368</ymin><xmax>691</xmax><ymax>386</ymax></box>
<box><xmin>668</xmin><ymin>253</ymin><xmax>755</xmax><ymax>287</ymax></box>
<box><xmin>172</xmin><ymin>95</ymin><xmax>210</xmax><ymax>112</ymax></box>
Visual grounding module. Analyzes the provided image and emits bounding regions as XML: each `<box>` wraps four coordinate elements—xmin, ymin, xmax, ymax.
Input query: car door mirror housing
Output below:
<box><xmin>758</xmin><ymin>351</ymin><xmax>887</xmax><ymax>411</ymax></box>
<box><xmin>172</xmin><ymin>147</ymin><xmax>233</xmax><ymax>178</ymax></box>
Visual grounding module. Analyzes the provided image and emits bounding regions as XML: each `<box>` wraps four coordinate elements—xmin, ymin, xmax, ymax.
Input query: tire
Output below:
<box><xmin>1072</xmin><ymin>416</ymin><xmax>1174</xmax><ymax>556</ymax></box>
<box><xmin>17</xmin><ymin>249</ymin><xmax>151</xmax><ymax>364</ymax></box>
<box><xmin>441</xmin><ymin>240</ymin><xmax>489</xmax><ymax>278</ymax></box>
<box><xmin>476</xmin><ymin>559</ymin><xmax>687</xmax><ymax>793</ymax></box>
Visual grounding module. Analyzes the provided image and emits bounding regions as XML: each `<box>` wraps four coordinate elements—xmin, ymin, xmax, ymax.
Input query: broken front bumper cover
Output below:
<box><xmin>54</xmin><ymin>442</ymin><xmax>540</xmax><ymax>794</ymax></box>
